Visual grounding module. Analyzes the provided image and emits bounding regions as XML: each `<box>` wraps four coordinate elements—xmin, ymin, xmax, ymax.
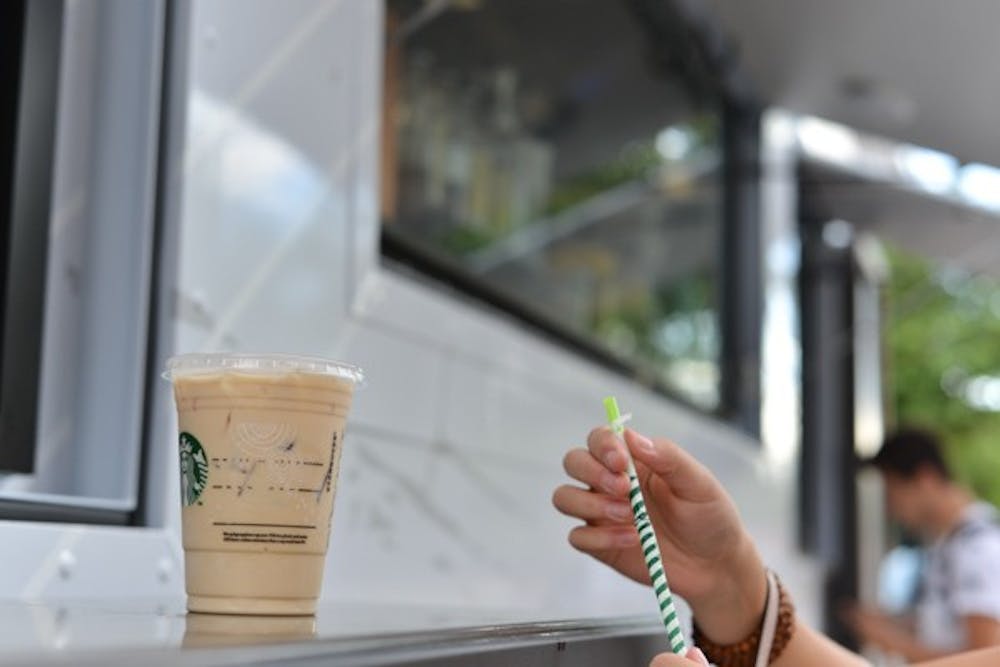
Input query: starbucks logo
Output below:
<box><xmin>232</xmin><ymin>421</ymin><xmax>297</xmax><ymax>456</ymax></box>
<box><xmin>179</xmin><ymin>432</ymin><xmax>209</xmax><ymax>506</ymax></box>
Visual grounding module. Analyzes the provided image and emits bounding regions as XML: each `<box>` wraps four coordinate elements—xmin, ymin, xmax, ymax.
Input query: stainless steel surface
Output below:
<box><xmin>0</xmin><ymin>599</ymin><xmax>664</xmax><ymax>666</ymax></box>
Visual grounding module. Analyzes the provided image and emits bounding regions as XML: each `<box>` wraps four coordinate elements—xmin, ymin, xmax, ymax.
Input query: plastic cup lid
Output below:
<box><xmin>163</xmin><ymin>352</ymin><xmax>364</xmax><ymax>386</ymax></box>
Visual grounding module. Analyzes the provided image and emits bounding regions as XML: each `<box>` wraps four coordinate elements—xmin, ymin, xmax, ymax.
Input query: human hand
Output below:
<box><xmin>650</xmin><ymin>647</ymin><xmax>711</xmax><ymax>666</ymax></box>
<box><xmin>842</xmin><ymin>604</ymin><xmax>911</xmax><ymax>654</ymax></box>
<box><xmin>553</xmin><ymin>426</ymin><xmax>767</xmax><ymax>643</ymax></box>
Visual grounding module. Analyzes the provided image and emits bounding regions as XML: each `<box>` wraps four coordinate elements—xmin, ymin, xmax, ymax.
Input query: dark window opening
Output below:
<box><xmin>380</xmin><ymin>0</ymin><xmax>729</xmax><ymax>411</ymax></box>
<box><xmin>0</xmin><ymin>0</ymin><xmax>62</xmax><ymax>475</ymax></box>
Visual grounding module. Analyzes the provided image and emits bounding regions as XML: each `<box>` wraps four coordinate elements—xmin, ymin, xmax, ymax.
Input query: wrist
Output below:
<box><xmin>688</xmin><ymin>533</ymin><xmax>768</xmax><ymax>644</ymax></box>
<box><xmin>694</xmin><ymin>571</ymin><xmax>797</xmax><ymax>667</ymax></box>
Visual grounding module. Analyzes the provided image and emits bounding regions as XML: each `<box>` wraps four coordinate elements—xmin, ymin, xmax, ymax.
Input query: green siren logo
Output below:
<box><xmin>179</xmin><ymin>432</ymin><xmax>209</xmax><ymax>506</ymax></box>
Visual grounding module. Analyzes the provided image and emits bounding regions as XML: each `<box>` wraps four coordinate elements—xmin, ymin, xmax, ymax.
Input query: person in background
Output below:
<box><xmin>553</xmin><ymin>426</ymin><xmax>1000</xmax><ymax>666</ymax></box>
<box><xmin>844</xmin><ymin>429</ymin><xmax>1000</xmax><ymax>661</ymax></box>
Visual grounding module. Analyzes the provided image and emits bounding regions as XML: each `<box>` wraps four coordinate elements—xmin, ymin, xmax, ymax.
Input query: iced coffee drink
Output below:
<box><xmin>165</xmin><ymin>353</ymin><xmax>363</xmax><ymax>615</ymax></box>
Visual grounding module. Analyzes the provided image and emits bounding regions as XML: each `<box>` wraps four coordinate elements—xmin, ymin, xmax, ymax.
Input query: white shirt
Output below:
<box><xmin>917</xmin><ymin>502</ymin><xmax>1000</xmax><ymax>651</ymax></box>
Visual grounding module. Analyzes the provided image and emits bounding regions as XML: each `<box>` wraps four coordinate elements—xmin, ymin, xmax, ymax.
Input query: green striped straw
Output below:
<box><xmin>604</xmin><ymin>396</ymin><xmax>687</xmax><ymax>654</ymax></box>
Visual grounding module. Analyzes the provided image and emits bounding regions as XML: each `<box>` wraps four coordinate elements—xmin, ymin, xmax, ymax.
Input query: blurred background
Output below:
<box><xmin>2</xmin><ymin>0</ymin><xmax>1000</xmax><ymax>664</ymax></box>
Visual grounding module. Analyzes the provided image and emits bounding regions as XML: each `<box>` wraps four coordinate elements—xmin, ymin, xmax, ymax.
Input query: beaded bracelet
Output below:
<box><xmin>692</xmin><ymin>570</ymin><xmax>795</xmax><ymax>667</ymax></box>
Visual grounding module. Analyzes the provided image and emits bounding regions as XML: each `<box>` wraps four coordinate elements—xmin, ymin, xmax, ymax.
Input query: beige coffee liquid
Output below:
<box><xmin>182</xmin><ymin>613</ymin><xmax>316</xmax><ymax>647</ymax></box>
<box><xmin>173</xmin><ymin>370</ymin><xmax>354</xmax><ymax>615</ymax></box>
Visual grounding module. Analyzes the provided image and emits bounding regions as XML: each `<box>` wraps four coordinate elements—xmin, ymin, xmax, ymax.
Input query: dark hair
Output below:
<box><xmin>866</xmin><ymin>428</ymin><xmax>951</xmax><ymax>480</ymax></box>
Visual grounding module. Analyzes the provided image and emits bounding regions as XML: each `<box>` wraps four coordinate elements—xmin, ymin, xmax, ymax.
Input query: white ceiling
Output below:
<box><xmin>701</xmin><ymin>0</ymin><xmax>1000</xmax><ymax>167</ymax></box>
<box><xmin>800</xmin><ymin>168</ymin><xmax>1000</xmax><ymax>277</ymax></box>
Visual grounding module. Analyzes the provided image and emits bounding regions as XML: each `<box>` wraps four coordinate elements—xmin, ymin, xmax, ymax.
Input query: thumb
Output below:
<box><xmin>649</xmin><ymin>647</ymin><xmax>710</xmax><ymax>666</ymax></box>
<box><xmin>624</xmin><ymin>429</ymin><xmax>717</xmax><ymax>501</ymax></box>
<box><xmin>687</xmin><ymin>647</ymin><xmax>711</xmax><ymax>665</ymax></box>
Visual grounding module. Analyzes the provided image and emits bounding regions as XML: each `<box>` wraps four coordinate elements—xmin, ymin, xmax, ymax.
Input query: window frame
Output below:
<box><xmin>0</xmin><ymin>0</ymin><xmax>171</xmax><ymax>525</ymax></box>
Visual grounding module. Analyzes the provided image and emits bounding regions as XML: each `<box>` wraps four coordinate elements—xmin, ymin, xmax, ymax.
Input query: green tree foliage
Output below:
<box><xmin>886</xmin><ymin>247</ymin><xmax>1000</xmax><ymax>506</ymax></box>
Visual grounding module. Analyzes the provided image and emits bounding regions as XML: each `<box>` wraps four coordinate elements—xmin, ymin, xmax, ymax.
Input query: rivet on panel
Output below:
<box><xmin>157</xmin><ymin>557</ymin><xmax>173</xmax><ymax>583</ymax></box>
<box><xmin>57</xmin><ymin>550</ymin><xmax>76</xmax><ymax>580</ymax></box>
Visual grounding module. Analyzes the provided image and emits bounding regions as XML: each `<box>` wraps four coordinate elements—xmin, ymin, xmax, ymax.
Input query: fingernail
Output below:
<box><xmin>616</xmin><ymin>530</ymin><xmax>639</xmax><ymax>548</ymax></box>
<box><xmin>601</xmin><ymin>471</ymin><xmax>625</xmax><ymax>495</ymax></box>
<box><xmin>688</xmin><ymin>648</ymin><xmax>709</xmax><ymax>665</ymax></box>
<box><xmin>603</xmin><ymin>451</ymin><xmax>622</xmax><ymax>470</ymax></box>
<box><xmin>606</xmin><ymin>503</ymin><xmax>632</xmax><ymax>521</ymax></box>
<box><xmin>632</xmin><ymin>431</ymin><xmax>655</xmax><ymax>454</ymax></box>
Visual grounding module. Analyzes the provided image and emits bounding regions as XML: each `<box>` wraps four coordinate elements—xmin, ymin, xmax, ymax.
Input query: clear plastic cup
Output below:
<box><xmin>183</xmin><ymin>613</ymin><xmax>317</xmax><ymax>647</ymax></box>
<box><xmin>164</xmin><ymin>353</ymin><xmax>363</xmax><ymax>615</ymax></box>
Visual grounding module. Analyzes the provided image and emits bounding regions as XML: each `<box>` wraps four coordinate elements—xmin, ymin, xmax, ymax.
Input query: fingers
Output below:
<box><xmin>568</xmin><ymin>524</ymin><xmax>639</xmax><ymax>552</ymax></box>
<box><xmin>563</xmin><ymin>448</ymin><xmax>629</xmax><ymax>496</ymax></box>
<box><xmin>650</xmin><ymin>648</ymin><xmax>709</xmax><ymax>666</ymax></box>
<box><xmin>552</xmin><ymin>485</ymin><xmax>633</xmax><ymax>522</ymax></box>
<box><xmin>586</xmin><ymin>426</ymin><xmax>629</xmax><ymax>473</ymax></box>
<box><xmin>581</xmin><ymin>425</ymin><xmax>718</xmax><ymax>502</ymax></box>
<box><xmin>587</xmin><ymin>425</ymin><xmax>713</xmax><ymax>495</ymax></box>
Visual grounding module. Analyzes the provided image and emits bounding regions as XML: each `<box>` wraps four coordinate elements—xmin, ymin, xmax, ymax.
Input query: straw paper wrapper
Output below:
<box><xmin>604</xmin><ymin>396</ymin><xmax>687</xmax><ymax>654</ymax></box>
